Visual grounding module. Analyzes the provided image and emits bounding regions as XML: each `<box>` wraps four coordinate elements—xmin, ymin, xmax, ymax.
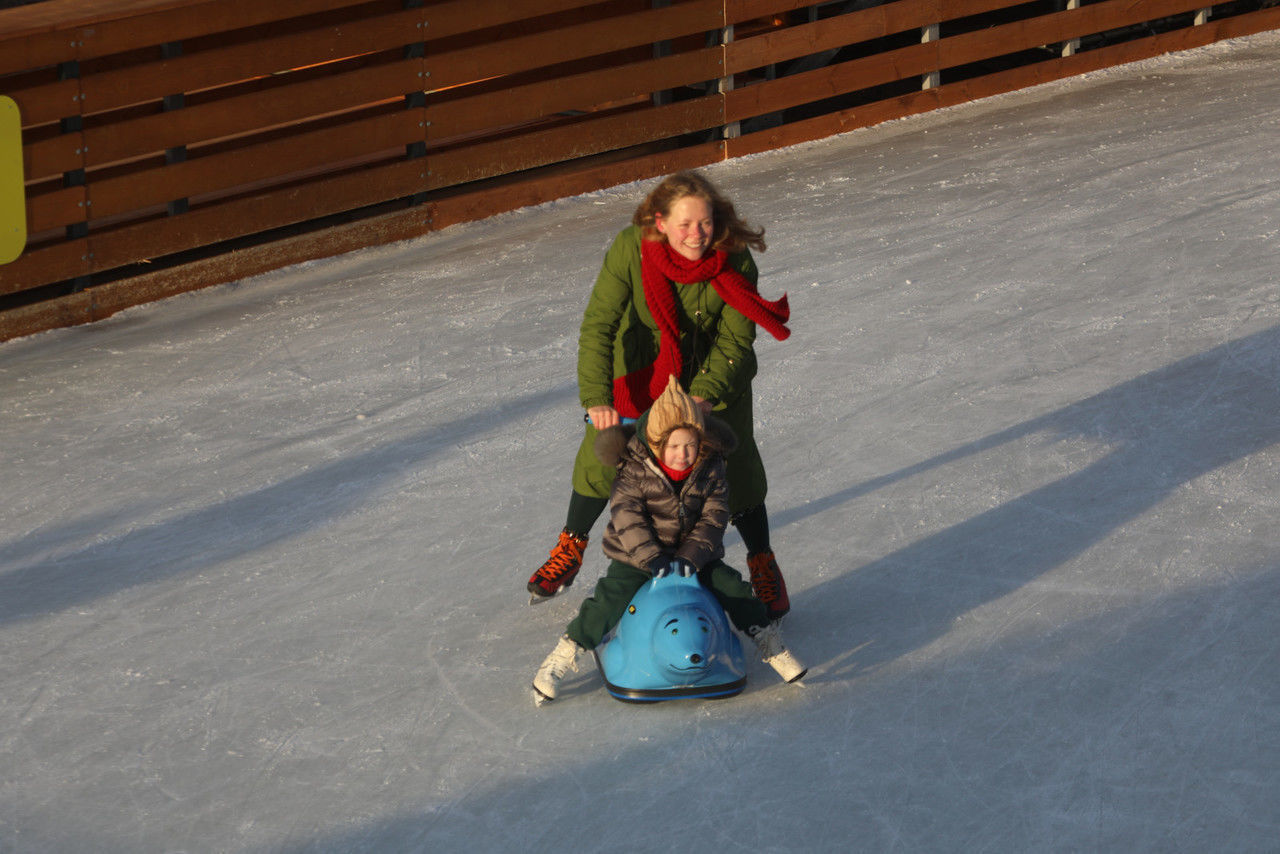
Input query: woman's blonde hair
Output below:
<box><xmin>632</xmin><ymin>171</ymin><xmax>766</xmax><ymax>254</ymax></box>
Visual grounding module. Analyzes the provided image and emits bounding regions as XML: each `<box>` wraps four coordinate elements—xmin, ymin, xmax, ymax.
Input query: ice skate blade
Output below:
<box><xmin>527</xmin><ymin>582</ymin><xmax>572</xmax><ymax>605</ymax></box>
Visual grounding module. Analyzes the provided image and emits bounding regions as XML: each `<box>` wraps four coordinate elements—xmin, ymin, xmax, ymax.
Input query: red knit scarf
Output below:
<box><xmin>612</xmin><ymin>239</ymin><xmax>791</xmax><ymax>418</ymax></box>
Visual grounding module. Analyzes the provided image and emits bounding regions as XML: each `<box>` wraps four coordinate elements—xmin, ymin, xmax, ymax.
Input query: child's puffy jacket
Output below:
<box><xmin>594</xmin><ymin>416</ymin><xmax>737</xmax><ymax>573</ymax></box>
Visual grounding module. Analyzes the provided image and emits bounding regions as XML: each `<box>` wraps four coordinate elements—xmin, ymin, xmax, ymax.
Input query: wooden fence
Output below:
<box><xmin>1</xmin><ymin>0</ymin><xmax>1277</xmax><ymax>340</ymax></box>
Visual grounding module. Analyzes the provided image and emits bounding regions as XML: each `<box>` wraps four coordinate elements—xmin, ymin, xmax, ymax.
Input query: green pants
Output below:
<box><xmin>566</xmin><ymin>559</ymin><xmax>767</xmax><ymax>651</ymax></box>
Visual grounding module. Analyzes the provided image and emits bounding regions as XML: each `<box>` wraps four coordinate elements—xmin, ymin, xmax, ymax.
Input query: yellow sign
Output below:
<box><xmin>1</xmin><ymin>95</ymin><xmax>26</xmax><ymax>265</ymax></box>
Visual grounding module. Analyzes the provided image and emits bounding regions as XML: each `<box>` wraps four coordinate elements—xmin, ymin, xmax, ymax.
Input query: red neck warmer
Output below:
<box><xmin>657</xmin><ymin>457</ymin><xmax>693</xmax><ymax>482</ymax></box>
<box><xmin>612</xmin><ymin>239</ymin><xmax>791</xmax><ymax>418</ymax></box>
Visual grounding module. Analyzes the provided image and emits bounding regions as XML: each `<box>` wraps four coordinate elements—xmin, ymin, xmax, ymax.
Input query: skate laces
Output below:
<box><xmin>748</xmin><ymin>553</ymin><xmax>781</xmax><ymax>602</ymax></box>
<box><xmin>549</xmin><ymin>638</ymin><xmax>580</xmax><ymax>676</ymax></box>
<box><xmin>535</xmin><ymin>532</ymin><xmax>585</xmax><ymax>583</ymax></box>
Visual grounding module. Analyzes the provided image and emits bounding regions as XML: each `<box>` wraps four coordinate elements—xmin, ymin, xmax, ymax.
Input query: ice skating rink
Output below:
<box><xmin>2</xmin><ymin>31</ymin><xmax>1278</xmax><ymax>853</ymax></box>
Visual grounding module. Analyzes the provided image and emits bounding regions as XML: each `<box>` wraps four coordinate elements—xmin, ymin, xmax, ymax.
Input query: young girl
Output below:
<box><xmin>533</xmin><ymin>376</ymin><xmax>804</xmax><ymax>703</ymax></box>
<box><xmin>526</xmin><ymin>171</ymin><xmax>792</xmax><ymax>621</ymax></box>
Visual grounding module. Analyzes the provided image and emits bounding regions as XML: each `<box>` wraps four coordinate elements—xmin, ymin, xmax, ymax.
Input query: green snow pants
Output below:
<box><xmin>565</xmin><ymin>558</ymin><xmax>767</xmax><ymax>651</ymax></box>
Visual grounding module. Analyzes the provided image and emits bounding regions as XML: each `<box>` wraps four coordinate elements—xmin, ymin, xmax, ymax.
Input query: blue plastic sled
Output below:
<box><xmin>593</xmin><ymin>572</ymin><xmax>747</xmax><ymax>703</ymax></box>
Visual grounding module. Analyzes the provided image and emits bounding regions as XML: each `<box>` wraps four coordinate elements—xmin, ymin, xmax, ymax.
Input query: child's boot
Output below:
<box><xmin>527</xmin><ymin>529</ymin><xmax>589</xmax><ymax>600</ymax></box>
<box><xmin>747</xmin><ymin>551</ymin><xmax>791</xmax><ymax>620</ymax></box>
<box><xmin>532</xmin><ymin>635</ymin><xmax>583</xmax><ymax>703</ymax></box>
<box><xmin>750</xmin><ymin>622</ymin><xmax>807</xmax><ymax>683</ymax></box>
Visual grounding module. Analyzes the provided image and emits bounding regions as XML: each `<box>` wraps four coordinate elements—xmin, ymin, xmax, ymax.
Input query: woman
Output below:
<box><xmin>526</xmin><ymin>171</ymin><xmax>792</xmax><ymax>620</ymax></box>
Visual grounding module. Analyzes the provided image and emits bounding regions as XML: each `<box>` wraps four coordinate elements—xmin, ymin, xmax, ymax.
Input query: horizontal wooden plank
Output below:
<box><xmin>0</xmin><ymin>0</ymin><xmax>354</xmax><ymax>38</ymax></box>
<box><xmin>31</xmin><ymin>0</ymin><xmax>383</xmax><ymax>60</ymax></box>
<box><xmin>83</xmin><ymin>109</ymin><xmax>424</xmax><ymax>221</ymax></box>
<box><xmin>23</xmin><ymin>128</ymin><xmax>87</xmax><ymax>186</ymax></box>
<box><xmin>77</xmin><ymin>7</ymin><xmax>422</xmax><ymax>116</ymax></box>
<box><xmin>725</xmin><ymin>41</ymin><xmax>936</xmax><ymax>122</ymax></box>
<box><xmin>0</xmin><ymin>27</ymin><xmax>79</xmax><ymax>75</ymax></box>
<box><xmin>0</xmin><ymin>238</ymin><xmax>93</xmax><ymax>296</ymax></box>
<box><xmin>73</xmin><ymin>58</ymin><xmax>421</xmax><ymax>171</ymax></box>
<box><xmin>426</xmin><ymin>97</ymin><xmax>722</xmax><ymax>190</ymax></box>
<box><xmin>728</xmin><ymin>85</ymin><xmax>942</xmax><ymax>157</ymax></box>
<box><xmin>727</xmin><ymin>0</ymin><xmax>1029</xmax><ymax>27</ymax></box>
<box><xmin>938</xmin><ymin>0</ymin><xmax>1036</xmax><ymax>19</ymax></box>
<box><xmin>426</xmin><ymin>0</ymin><xmax>724</xmax><ymax>91</ymax></box>
<box><xmin>88</xmin><ymin>158</ymin><xmax>427</xmax><ymax>271</ymax></box>
<box><xmin>427</xmin><ymin>46</ymin><xmax>723</xmax><ymax>140</ymax></box>
<box><xmin>728</xmin><ymin>0</ymin><xmax>849</xmax><ymax>24</ymax></box>
<box><xmin>424</xmin><ymin>0</ymin><xmax>616</xmax><ymax>41</ymax></box>
<box><xmin>6</xmin><ymin>79</ymin><xmax>84</xmax><ymax>129</ymax></box>
<box><xmin>27</xmin><ymin>184</ymin><xmax>90</xmax><ymax>235</ymax></box>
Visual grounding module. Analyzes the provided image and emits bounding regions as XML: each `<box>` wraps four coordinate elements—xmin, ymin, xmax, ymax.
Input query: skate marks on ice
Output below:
<box><xmin>276</xmin><ymin>567</ymin><xmax>1280</xmax><ymax>853</ymax></box>
<box><xmin>783</xmin><ymin>324</ymin><xmax>1280</xmax><ymax>681</ymax></box>
<box><xmin>0</xmin><ymin>381</ymin><xmax>576</xmax><ymax>625</ymax></box>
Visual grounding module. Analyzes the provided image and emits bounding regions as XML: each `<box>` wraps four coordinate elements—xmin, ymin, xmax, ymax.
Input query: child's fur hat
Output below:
<box><xmin>645</xmin><ymin>374</ymin><xmax>705</xmax><ymax>449</ymax></box>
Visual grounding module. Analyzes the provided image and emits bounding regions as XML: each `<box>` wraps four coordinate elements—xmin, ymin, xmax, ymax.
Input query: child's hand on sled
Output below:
<box><xmin>669</xmin><ymin>558</ymin><xmax>696</xmax><ymax>578</ymax></box>
<box><xmin>649</xmin><ymin>557</ymin><xmax>695</xmax><ymax>578</ymax></box>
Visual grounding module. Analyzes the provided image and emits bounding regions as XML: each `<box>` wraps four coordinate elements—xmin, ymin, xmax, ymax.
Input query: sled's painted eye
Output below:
<box><xmin>670</xmin><ymin>628</ymin><xmax>679</xmax><ymax>636</ymax></box>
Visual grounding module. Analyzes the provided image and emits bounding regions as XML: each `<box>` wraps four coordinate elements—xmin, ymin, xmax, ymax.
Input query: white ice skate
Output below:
<box><xmin>750</xmin><ymin>623</ymin><xmax>807</xmax><ymax>683</ymax></box>
<box><xmin>532</xmin><ymin>634</ymin><xmax>583</xmax><ymax>704</ymax></box>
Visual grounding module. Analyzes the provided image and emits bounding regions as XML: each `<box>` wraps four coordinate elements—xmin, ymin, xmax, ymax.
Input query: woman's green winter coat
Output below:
<box><xmin>571</xmin><ymin>225</ymin><xmax>768</xmax><ymax>514</ymax></box>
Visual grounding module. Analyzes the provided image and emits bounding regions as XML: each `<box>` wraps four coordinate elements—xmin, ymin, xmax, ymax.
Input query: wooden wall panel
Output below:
<box><xmin>63</xmin><ymin>0</ymin><xmax>380</xmax><ymax>60</ymax></box>
<box><xmin>939</xmin><ymin>0</ymin><xmax>1224</xmax><ymax>69</ymax></box>
<box><xmin>77</xmin><ymin>9</ymin><xmax>424</xmax><ymax>115</ymax></box>
<box><xmin>424</xmin><ymin>0</ymin><xmax>724</xmax><ymax>90</ymax></box>
<box><xmin>2</xmin><ymin>0</ymin><xmax>1277</xmax><ymax>339</ymax></box>
<box><xmin>0</xmin><ymin>239</ymin><xmax>93</xmax><ymax>297</ymax></box>
<box><xmin>77</xmin><ymin>60</ymin><xmax>421</xmax><ymax>169</ymax></box>
<box><xmin>427</xmin><ymin>48</ymin><xmax>723</xmax><ymax>141</ymax></box>
<box><xmin>87</xmin><ymin>158</ymin><xmax>427</xmax><ymax>271</ymax></box>
<box><xmin>426</xmin><ymin>98</ymin><xmax>723</xmax><ymax>189</ymax></box>
<box><xmin>6</xmin><ymin>78</ymin><xmax>84</xmax><ymax>128</ymax></box>
<box><xmin>726</xmin><ymin>0</ymin><xmax>939</xmax><ymax>74</ymax></box>
<box><xmin>726</xmin><ymin>41</ymin><xmax>937</xmax><ymax>122</ymax></box>
<box><xmin>84</xmin><ymin>111</ymin><xmax>424</xmax><ymax>220</ymax></box>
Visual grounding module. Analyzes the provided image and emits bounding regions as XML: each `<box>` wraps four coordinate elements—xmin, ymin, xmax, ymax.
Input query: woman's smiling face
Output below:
<box><xmin>655</xmin><ymin>195</ymin><xmax>713</xmax><ymax>260</ymax></box>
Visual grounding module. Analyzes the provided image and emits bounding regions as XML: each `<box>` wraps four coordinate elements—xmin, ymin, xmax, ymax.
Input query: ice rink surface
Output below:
<box><xmin>2</xmin><ymin>31</ymin><xmax>1278</xmax><ymax>853</ymax></box>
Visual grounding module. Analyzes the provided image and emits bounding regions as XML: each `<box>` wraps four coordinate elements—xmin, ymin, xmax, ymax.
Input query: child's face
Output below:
<box><xmin>661</xmin><ymin>427</ymin><xmax>700</xmax><ymax>472</ymax></box>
